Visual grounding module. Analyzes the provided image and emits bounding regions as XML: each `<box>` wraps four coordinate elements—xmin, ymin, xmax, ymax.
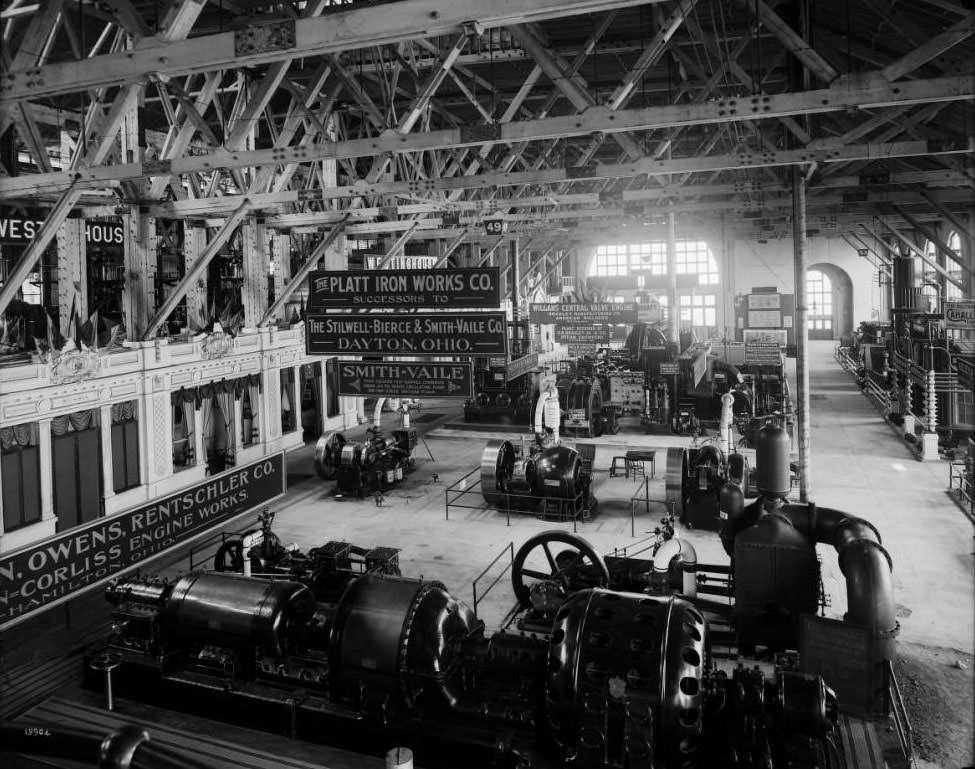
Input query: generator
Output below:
<box><xmin>464</xmin><ymin>364</ymin><xmax>539</xmax><ymax>424</ymax></box>
<box><xmin>314</xmin><ymin>426</ymin><xmax>417</xmax><ymax>497</ymax></box>
<box><xmin>87</xmin><ymin>545</ymin><xmax>843</xmax><ymax>769</ymax></box>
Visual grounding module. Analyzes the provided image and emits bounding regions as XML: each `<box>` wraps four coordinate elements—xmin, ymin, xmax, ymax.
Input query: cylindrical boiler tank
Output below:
<box><xmin>163</xmin><ymin>572</ymin><xmax>315</xmax><ymax>657</ymax></box>
<box><xmin>755</xmin><ymin>425</ymin><xmax>791</xmax><ymax>497</ymax></box>
<box><xmin>734</xmin><ymin>513</ymin><xmax>819</xmax><ymax>652</ymax></box>
<box><xmin>532</xmin><ymin>445</ymin><xmax>583</xmax><ymax>499</ymax></box>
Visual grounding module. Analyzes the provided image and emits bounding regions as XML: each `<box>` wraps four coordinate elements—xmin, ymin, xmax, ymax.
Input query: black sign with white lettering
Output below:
<box><xmin>306</xmin><ymin>312</ymin><xmax>508</xmax><ymax>356</ymax></box>
<box><xmin>307</xmin><ymin>268</ymin><xmax>501</xmax><ymax>310</ymax></box>
<box><xmin>0</xmin><ymin>216</ymin><xmax>47</xmax><ymax>244</ymax></box>
<box><xmin>0</xmin><ymin>217</ymin><xmax>125</xmax><ymax>244</ymax></box>
<box><xmin>555</xmin><ymin>325</ymin><xmax>612</xmax><ymax>344</ymax></box>
<box><xmin>0</xmin><ymin>453</ymin><xmax>286</xmax><ymax>628</ymax></box>
<box><xmin>338</xmin><ymin>361</ymin><xmax>473</xmax><ymax>398</ymax></box>
<box><xmin>530</xmin><ymin>302</ymin><xmax>639</xmax><ymax>325</ymax></box>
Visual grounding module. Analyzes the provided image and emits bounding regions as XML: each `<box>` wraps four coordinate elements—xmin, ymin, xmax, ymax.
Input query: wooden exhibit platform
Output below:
<box><xmin>10</xmin><ymin>691</ymin><xmax>389</xmax><ymax>769</ymax></box>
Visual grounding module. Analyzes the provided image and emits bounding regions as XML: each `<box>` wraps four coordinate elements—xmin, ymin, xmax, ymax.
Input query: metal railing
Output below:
<box><xmin>471</xmin><ymin>542</ymin><xmax>514</xmax><ymax>622</ymax></box>
<box><xmin>444</xmin><ymin>468</ymin><xmax>591</xmax><ymax>532</ymax></box>
<box><xmin>885</xmin><ymin>659</ymin><xmax>915</xmax><ymax>767</ymax></box>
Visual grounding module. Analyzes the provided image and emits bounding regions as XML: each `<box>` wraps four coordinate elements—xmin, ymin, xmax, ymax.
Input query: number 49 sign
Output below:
<box><xmin>483</xmin><ymin>219</ymin><xmax>508</xmax><ymax>235</ymax></box>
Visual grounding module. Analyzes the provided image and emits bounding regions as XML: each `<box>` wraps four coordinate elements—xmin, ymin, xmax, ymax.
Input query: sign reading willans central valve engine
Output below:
<box><xmin>308</xmin><ymin>267</ymin><xmax>500</xmax><ymax>310</ymax></box>
<box><xmin>307</xmin><ymin>312</ymin><xmax>508</xmax><ymax>355</ymax></box>
<box><xmin>338</xmin><ymin>361</ymin><xmax>473</xmax><ymax>398</ymax></box>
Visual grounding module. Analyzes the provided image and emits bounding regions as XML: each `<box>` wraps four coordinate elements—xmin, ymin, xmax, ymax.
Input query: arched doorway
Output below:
<box><xmin>807</xmin><ymin>263</ymin><xmax>853</xmax><ymax>341</ymax></box>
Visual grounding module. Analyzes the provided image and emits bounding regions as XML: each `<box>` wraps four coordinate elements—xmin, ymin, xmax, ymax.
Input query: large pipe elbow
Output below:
<box><xmin>779</xmin><ymin>503</ymin><xmax>898</xmax><ymax>647</ymax></box>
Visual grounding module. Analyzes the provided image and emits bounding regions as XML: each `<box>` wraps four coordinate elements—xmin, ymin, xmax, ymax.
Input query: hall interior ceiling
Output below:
<box><xmin>0</xmin><ymin>0</ymin><xmax>972</xmax><ymax>248</ymax></box>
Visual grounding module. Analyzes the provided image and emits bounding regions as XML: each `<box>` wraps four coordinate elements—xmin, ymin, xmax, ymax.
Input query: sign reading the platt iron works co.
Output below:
<box><xmin>338</xmin><ymin>361</ymin><xmax>473</xmax><ymax>399</ymax></box>
<box><xmin>0</xmin><ymin>453</ymin><xmax>286</xmax><ymax>628</ymax></box>
<box><xmin>530</xmin><ymin>302</ymin><xmax>638</xmax><ymax>325</ymax></box>
<box><xmin>306</xmin><ymin>312</ymin><xmax>508</xmax><ymax>356</ymax></box>
<box><xmin>307</xmin><ymin>268</ymin><xmax>501</xmax><ymax>311</ymax></box>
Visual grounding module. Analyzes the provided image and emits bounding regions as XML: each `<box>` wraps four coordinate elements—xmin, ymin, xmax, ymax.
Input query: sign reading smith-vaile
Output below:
<box><xmin>0</xmin><ymin>453</ymin><xmax>286</xmax><ymax>628</ymax></box>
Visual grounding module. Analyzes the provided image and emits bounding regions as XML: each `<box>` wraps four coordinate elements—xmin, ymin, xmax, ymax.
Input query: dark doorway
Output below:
<box><xmin>53</xmin><ymin>422</ymin><xmax>102</xmax><ymax>532</ymax></box>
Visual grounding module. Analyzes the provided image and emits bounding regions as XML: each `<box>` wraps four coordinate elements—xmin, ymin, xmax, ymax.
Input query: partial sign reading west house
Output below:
<box><xmin>306</xmin><ymin>312</ymin><xmax>507</xmax><ymax>356</ymax></box>
<box><xmin>338</xmin><ymin>361</ymin><xmax>473</xmax><ymax>398</ymax></box>
<box><xmin>0</xmin><ymin>453</ymin><xmax>286</xmax><ymax>628</ymax></box>
<box><xmin>307</xmin><ymin>268</ymin><xmax>501</xmax><ymax>310</ymax></box>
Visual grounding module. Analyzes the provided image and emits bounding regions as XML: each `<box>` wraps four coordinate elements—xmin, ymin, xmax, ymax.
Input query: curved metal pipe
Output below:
<box><xmin>778</xmin><ymin>502</ymin><xmax>898</xmax><ymax>659</ymax></box>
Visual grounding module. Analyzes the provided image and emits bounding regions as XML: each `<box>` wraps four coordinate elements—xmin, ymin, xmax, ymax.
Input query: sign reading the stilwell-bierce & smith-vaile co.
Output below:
<box><xmin>306</xmin><ymin>312</ymin><xmax>507</xmax><ymax>356</ymax></box>
<box><xmin>0</xmin><ymin>453</ymin><xmax>286</xmax><ymax>628</ymax></box>
<box><xmin>307</xmin><ymin>268</ymin><xmax>501</xmax><ymax>310</ymax></box>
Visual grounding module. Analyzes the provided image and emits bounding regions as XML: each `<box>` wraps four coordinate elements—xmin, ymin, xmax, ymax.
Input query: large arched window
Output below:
<box><xmin>807</xmin><ymin>269</ymin><xmax>832</xmax><ymax>333</ymax></box>
<box><xmin>945</xmin><ymin>231</ymin><xmax>964</xmax><ymax>301</ymax></box>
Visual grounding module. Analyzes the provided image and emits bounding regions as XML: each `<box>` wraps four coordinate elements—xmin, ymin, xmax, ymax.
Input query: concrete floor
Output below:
<box><xmin>156</xmin><ymin>339</ymin><xmax>975</xmax><ymax>652</ymax></box>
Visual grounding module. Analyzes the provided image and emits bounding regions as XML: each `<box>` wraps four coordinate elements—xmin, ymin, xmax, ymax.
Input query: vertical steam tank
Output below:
<box><xmin>892</xmin><ymin>254</ymin><xmax>919</xmax><ymax>312</ymax></box>
<box><xmin>755</xmin><ymin>425</ymin><xmax>791</xmax><ymax>498</ymax></box>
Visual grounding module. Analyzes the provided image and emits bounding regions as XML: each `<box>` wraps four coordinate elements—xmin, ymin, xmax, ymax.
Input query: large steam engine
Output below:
<box><xmin>89</xmin><ymin>530</ymin><xmax>843</xmax><ymax>769</ymax></box>
<box><xmin>479</xmin><ymin>438</ymin><xmax>597</xmax><ymax>520</ymax></box>
<box><xmin>314</xmin><ymin>425</ymin><xmax>418</xmax><ymax>498</ymax></box>
<box><xmin>464</xmin><ymin>364</ymin><xmax>539</xmax><ymax>424</ymax></box>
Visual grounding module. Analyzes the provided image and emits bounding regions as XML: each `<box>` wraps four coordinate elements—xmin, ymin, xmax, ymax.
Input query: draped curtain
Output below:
<box><xmin>51</xmin><ymin>409</ymin><xmax>95</xmax><ymax>437</ymax></box>
<box><xmin>214</xmin><ymin>389</ymin><xmax>235</xmax><ymax>462</ymax></box>
<box><xmin>246</xmin><ymin>376</ymin><xmax>261</xmax><ymax>444</ymax></box>
<box><xmin>111</xmin><ymin>401</ymin><xmax>136</xmax><ymax>423</ymax></box>
<box><xmin>0</xmin><ymin>423</ymin><xmax>36</xmax><ymax>451</ymax></box>
<box><xmin>309</xmin><ymin>364</ymin><xmax>323</xmax><ymax>428</ymax></box>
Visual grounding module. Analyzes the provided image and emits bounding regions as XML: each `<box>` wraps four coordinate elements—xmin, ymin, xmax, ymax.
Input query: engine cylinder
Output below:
<box><xmin>755</xmin><ymin>425</ymin><xmax>791</xmax><ymax>497</ymax></box>
<box><xmin>531</xmin><ymin>445</ymin><xmax>582</xmax><ymax>499</ymax></box>
<box><xmin>163</xmin><ymin>572</ymin><xmax>315</xmax><ymax>657</ymax></box>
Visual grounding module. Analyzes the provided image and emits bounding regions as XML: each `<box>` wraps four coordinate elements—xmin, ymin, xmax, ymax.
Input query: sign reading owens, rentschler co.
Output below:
<box><xmin>0</xmin><ymin>453</ymin><xmax>286</xmax><ymax>628</ymax></box>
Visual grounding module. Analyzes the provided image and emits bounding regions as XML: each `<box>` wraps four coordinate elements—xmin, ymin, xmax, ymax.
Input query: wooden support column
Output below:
<box><xmin>792</xmin><ymin>166</ymin><xmax>811</xmax><ymax>503</ymax></box>
<box><xmin>666</xmin><ymin>209</ymin><xmax>678</xmax><ymax>344</ymax></box>
<box><xmin>240</xmin><ymin>220</ymin><xmax>268</xmax><ymax>328</ymax></box>
<box><xmin>270</xmin><ymin>231</ymin><xmax>290</xmax><ymax>310</ymax></box>
<box><xmin>510</xmin><ymin>237</ymin><xmax>521</xmax><ymax>321</ymax></box>
<box><xmin>722</xmin><ymin>224</ymin><xmax>736</xmax><ymax>339</ymax></box>
<box><xmin>57</xmin><ymin>219</ymin><xmax>85</xmax><ymax>326</ymax></box>
<box><xmin>123</xmin><ymin>210</ymin><xmax>154</xmax><ymax>338</ymax></box>
<box><xmin>184</xmin><ymin>225</ymin><xmax>208</xmax><ymax>329</ymax></box>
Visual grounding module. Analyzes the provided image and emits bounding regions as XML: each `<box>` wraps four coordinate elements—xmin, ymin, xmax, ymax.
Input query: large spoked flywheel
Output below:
<box><xmin>665</xmin><ymin>447</ymin><xmax>690</xmax><ymax>519</ymax></box>
<box><xmin>480</xmin><ymin>439</ymin><xmax>516</xmax><ymax>507</ymax></box>
<box><xmin>511</xmin><ymin>530</ymin><xmax>611</xmax><ymax>607</ymax></box>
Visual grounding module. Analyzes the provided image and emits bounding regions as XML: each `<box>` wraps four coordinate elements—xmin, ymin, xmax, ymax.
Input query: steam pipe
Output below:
<box><xmin>778</xmin><ymin>502</ymin><xmax>898</xmax><ymax>659</ymax></box>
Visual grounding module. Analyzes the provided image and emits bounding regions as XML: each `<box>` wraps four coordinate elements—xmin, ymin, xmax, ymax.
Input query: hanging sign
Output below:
<box><xmin>555</xmin><ymin>325</ymin><xmax>612</xmax><ymax>344</ymax></box>
<box><xmin>337</xmin><ymin>361</ymin><xmax>473</xmax><ymax>398</ymax></box>
<box><xmin>506</xmin><ymin>352</ymin><xmax>539</xmax><ymax>382</ymax></box>
<box><xmin>307</xmin><ymin>268</ymin><xmax>501</xmax><ymax>310</ymax></box>
<box><xmin>0</xmin><ymin>453</ymin><xmax>286</xmax><ymax>629</ymax></box>
<box><xmin>945</xmin><ymin>300</ymin><xmax>975</xmax><ymax>330</ymax></box>
<box><xmin>530</xmin><ymin>302</ymin><xmax>638</xmax><ymax>325</ymax></box>
<box><xmin>306</xmin><ymin>312</ymin><xmax>508</xmax><ymax>356</ymax></box>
